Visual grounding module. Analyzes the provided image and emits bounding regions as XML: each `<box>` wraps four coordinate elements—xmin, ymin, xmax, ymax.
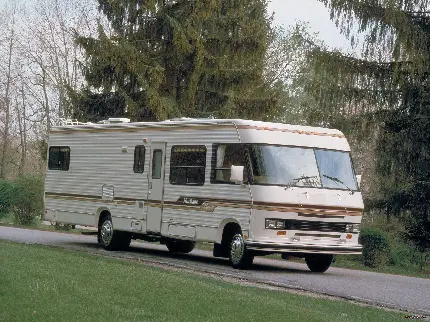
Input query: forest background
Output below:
<box><xmin>0</xmin><ymin>0</ymin><xmax>428</xmax><ymax>274</ymax></box>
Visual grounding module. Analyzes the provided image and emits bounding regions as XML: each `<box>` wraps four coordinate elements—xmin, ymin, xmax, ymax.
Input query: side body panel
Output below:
<box><xmin>44</xmin><ymin>123</ymin><xmax>252</xmax><ymax>242</ymax></box>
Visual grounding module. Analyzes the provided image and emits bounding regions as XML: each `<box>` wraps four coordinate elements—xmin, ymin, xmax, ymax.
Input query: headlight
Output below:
<box><xmin>265</xmin><ymin>219</ymin><xmax>285</xmax><ymax>229</ymax></box>
<box><xmin>345</xmin><ymin>224</ymin><xmax>360</xmax><ymax>233</ymax></box>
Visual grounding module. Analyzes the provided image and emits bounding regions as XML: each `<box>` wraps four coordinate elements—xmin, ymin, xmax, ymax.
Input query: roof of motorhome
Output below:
<box><xmin>50</xmin><ymin>118</ymin><xmax>344</xmax><ymax>136</ymax></box>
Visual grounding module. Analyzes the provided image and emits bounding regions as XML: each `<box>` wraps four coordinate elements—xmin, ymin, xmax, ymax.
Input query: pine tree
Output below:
<box><xmin>74</xmin><ymin>0</ymin><xmax>282</xmax><ymax>122</ymax></box>
<box><xmin>308</xmin><ymin>0</ymin><xmax>430</xmax><ymax>252</ymax></box>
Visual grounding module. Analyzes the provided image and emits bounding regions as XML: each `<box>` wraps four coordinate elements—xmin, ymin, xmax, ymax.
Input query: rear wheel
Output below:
<box><xmin>98</xmin><ymin>215</ymin><xmax>131</xmax><ymax>251</ymax></box>
<box><xmin>229</xmin><ymin>233</ymin><xmax>254</xmax><ymax>269</ymax></box>
<box><xmin>166</xmin><ymin>239</ymin><xmax>196</xmax><ymax>253</ymax></box>
<box><xmin>305</xmin><ymin>254</ymin><xmax>333</xmax><ymax>273</ymax></box>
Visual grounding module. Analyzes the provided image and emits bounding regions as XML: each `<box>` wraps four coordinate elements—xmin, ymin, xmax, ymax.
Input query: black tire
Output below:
<box><xmin>166</xmin><ymin>239</ymin><xmax>196</xmax><ymax>253</ymax></box>
<box><xmin>229</xmin><ymin>233</ymin><xmax>254</xmax><ymax>269</ymax></box>
<box><xmin>98</xmin><ymin>215</ymin><xmax>131</xmax><ymax>251</ymax></box>
<box><xmin>305</xmin><ymin>254</ymin><xmax>333</xmax><ymax>273</ymax></box>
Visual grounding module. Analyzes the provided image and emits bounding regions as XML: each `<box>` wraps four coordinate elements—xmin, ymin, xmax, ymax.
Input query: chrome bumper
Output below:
<box><xmin>246</xmin><ymin>240</ymin><xmax>362</xmax><ymax>255</ymax></box>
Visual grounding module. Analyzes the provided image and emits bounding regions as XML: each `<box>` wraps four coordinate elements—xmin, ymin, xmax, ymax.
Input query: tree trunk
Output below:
<box><xmin>0</xmin><ymin>15</ymin><xmax>15</xmax><ymax>179</ymax></box>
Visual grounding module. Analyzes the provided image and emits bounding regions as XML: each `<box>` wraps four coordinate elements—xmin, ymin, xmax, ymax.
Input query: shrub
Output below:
<box><xmin>54</xmin><ymin>222</ymin><xmax>73</xmax><ymax>231</ymax></box>
<box><xmin>11</xmin><ymin>176</ymin><xmax>44</xmax><ymax>225</ymax></box>
<box><xmin>359</xmin><ymin>227</ymin><xmax>390</xmax><ymax>268</ymax></box>
<box><xmin>0</xmin><ymin>179</ymin><xmax>14</xmax><ymax>215</ymax></box>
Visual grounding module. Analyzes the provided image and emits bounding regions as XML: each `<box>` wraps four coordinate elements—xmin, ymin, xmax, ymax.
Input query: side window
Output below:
<box><xmin>152</xmin><ymin>150</ymin><xmax>162</xmax><ymax>179</ymax></box>
<box><xmin>170</xmin><ymin>146</ymin><xmax>206</xmax><ymax>185</ymax></box>
<box><xmin>48</xmin><ymin>146</ymin><xmax>70</xmax><ymax>171</ymax></box>
<box><xmin>133</xmin><ymin>145</ymin><xmax>145</xmax><ymax>173</ymax></box>
<box><xmin>213</xmin><ymin>144</ymin><xmax>248</xmax><ymax>183</ymax></box>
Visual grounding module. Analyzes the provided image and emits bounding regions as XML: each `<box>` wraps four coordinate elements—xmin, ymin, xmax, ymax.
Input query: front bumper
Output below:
<box><xmin>246</xmin><ymin>240</ymin><xmax>362</xmax><ymax>255</ymax></box>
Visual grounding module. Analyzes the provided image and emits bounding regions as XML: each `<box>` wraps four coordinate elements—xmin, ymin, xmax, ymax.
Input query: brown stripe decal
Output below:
<box><xmin>236</xmin><ymin>125</ymin><xmax>345</xmax><ymax>138</ymax></box>
<box><xmin>45</xmin><ymin>192</ymin><xmax>362</xmax><ymax>216</ymax></box>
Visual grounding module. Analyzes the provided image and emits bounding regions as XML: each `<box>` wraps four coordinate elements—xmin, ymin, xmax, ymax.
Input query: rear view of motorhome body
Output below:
<box><xmin>44</xmin><ymin>119</ymin><xmax>363</xmax><ymax>271</ymax></box>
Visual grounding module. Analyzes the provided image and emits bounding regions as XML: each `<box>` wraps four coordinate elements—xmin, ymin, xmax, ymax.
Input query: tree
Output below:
<box><xmin>76</xmin><ymin>0</ymin><xmax>283</xmax><ymax>121</ymax></box>
<box><xmin>309</xmin><ymin>0</ymin><xmax>430</xmax><ymax>252</ymax></box>
<box><xmin>264</xmin><ymin>22</ymin><xmax>325</xmax><ymax>125</ymax></box>
<box><xmin>0</xmin><ymin>3</ymin><xmax>19</xmax><ymax>179</ymax></box>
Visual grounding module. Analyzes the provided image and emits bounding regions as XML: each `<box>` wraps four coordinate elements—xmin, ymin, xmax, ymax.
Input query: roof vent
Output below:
<box><xmin>97</xmin><ymin>118</ymin><xmax>131</xmax><ymax>124</ymax></box>
<box><xmin>107</xmin><ymin>117</ymin><xmax>130</xmax><ymax>123</ymax></box>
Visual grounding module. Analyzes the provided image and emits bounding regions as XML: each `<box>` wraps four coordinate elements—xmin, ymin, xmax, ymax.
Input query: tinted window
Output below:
<box><xmin>133</xmin><ymin>145</ymin><xmax>145</xmax><ymax>173</ymax></box>
<box><xmin>48</xmin><ymin>147</ymin><xmax>70</xmax><ymax>171</ymax></box>
<box><xmin>170</xmin><ymin>146</ymin><xmax>206</xmax><ymax>185</ymax></box>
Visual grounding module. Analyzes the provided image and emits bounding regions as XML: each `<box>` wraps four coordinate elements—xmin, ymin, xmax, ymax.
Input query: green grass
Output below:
<box><xmin>0</xmin><ymin>240</ymin><xmax>406</xmax><ymax>322</ymax></box>
<box><xmin>0</xmin><ymin>212</ymin><xmax>94</xmax><ymax>235</ymax></box>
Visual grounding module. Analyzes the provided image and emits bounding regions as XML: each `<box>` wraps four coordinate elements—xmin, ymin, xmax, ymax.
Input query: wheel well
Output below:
<box><xmin>221</xmin><ymin>222</ymin><xmax>242</xmax><ymax>246</ymax></box>
<box><xmin>98</xmin><ymin>210</ymin><xmax>111</xmax><ymax>227</ymax></box>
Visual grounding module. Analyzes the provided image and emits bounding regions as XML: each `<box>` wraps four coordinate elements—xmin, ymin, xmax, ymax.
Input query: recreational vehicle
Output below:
<box><xmin>44</xmin><ymin>118</ymin><xmax>363</xmax><ymax>272</ymax></box>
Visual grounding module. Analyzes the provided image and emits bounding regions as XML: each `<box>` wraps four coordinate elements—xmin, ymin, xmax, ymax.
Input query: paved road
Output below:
<box><xmin>1</xmin><ymin>226</ymin><xmax>429</xmax><ymax>315</ymax></box>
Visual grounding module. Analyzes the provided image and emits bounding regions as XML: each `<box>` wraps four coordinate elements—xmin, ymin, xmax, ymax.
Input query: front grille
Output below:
<box><xmin>285</xmin><ymin>220</ymin><xmax>346</xmax><ymax>233</ymax></box>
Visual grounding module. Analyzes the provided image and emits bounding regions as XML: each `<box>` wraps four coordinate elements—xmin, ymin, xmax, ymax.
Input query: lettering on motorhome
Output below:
<box><xmin>183</xmin><ymin>198</ymin><xmax>199</xmax><ymax>205</ymax></box>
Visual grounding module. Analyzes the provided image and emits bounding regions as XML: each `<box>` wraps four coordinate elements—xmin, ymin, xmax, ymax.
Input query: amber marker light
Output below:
<box><xmin>277</xmin><ymin>231</ymin><xmax>287</xmax><ymax>236</ymax></box>
<box><xmin>243</xmin><ymin>235</ymin><xmax>248</xmax><ymax>239</ymax></box>
<box><xmin>346</xmin><ymin>234</ymin><xmax>353</xmax><ymax>240</ymax></box>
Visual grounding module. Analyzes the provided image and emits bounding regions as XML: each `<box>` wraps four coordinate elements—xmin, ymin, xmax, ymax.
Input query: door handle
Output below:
<box><xmin>148</xmin><ymin>183</ymin><xmax>152</xmax><ymax>189</ymax></box>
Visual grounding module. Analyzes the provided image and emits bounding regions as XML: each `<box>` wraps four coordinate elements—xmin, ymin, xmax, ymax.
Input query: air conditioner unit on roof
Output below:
<box><xmin>107</xmin><ymin>118</ymin><xmax>130</xmax><ymax>123</ymax></box>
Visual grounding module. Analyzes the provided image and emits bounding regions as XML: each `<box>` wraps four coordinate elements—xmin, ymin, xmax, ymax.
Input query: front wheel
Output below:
<box><xmin>305</xmin><ymin>254</ymin><xmax>333</xmax><ymax>273</ymax></box>
<box><xmin>229</xmin><ymin>233</ymin><xmax>254</xmax><ymax>269</ymax></box>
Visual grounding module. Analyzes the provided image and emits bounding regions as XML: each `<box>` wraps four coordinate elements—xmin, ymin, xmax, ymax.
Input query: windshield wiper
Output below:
<box><xmin>322</xmin><ymin>175</ymin><xmax>354</xmax><ymax>195</ymax></box>
<box><xmin>285</xmin><ymin>175</ymin><xmax>319</xmax><ymax>189</ymax></box>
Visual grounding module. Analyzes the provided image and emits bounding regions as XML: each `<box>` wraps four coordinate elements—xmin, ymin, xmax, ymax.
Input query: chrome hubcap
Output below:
<box><xmin>230</xmin><ymin>234</ymin><xmax>245</xmax><ymax>264</ymax></box>
<box><xmin>101</xmin><ymin>220</ymin><xmax>113</xmax><ymax>245</ymax></box>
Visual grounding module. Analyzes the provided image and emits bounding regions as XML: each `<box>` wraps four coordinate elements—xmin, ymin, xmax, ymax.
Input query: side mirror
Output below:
<box><xmin>356</xmin><ymin>175</ymin><xmax>362</xmax><ymax>188</ymax></box>
<box><xmin>230</xmin><ymin>165</ymin><xmax>244</xmax><ymax>184</ymax></box>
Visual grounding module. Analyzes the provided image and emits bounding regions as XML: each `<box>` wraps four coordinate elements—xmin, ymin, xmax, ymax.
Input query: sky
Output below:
<box><xmin>268</xmin><ymin>0</ymin><xmax>354</xmax><ymax>51</ymax></box>
<box><xmin>0</xmin><ymin>0</ymin><xmax>354</xmax><ymax>52</ymax></box>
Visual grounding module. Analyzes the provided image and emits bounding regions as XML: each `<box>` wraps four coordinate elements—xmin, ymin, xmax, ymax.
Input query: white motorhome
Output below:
<box><xmin>44</xmin><ymin>118</ymin><xmax>363</xmax><ymax>271</ymax></box>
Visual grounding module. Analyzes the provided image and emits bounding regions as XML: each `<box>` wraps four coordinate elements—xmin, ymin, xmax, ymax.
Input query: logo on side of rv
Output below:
<box><xmin>183</xmin><ymin>197</ymin><xmax>199</xmax><ymax>205</ymax></box>
<box><xmin>177</xmin><ymin>196</ymin><xmax>217</xmax><ymax>212</ymax></box>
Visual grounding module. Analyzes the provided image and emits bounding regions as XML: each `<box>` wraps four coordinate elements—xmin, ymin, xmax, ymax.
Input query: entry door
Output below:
<box><xmin>146</xmin><ymin>142</ymin><xmax>166</xmax><ymax>233</ymax></box>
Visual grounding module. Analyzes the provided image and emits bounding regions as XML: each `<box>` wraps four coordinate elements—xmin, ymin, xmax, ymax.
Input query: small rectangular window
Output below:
<box><xmin>48</xmin><ymin>146</ymin><xmax>70</xmax><ymax>171</ymax></box>
<box><xmin>170</xmin><ymin>146</ymin><xmax>206</xmax><ymax>185</ymax></box>
<box><xmin>212</xmin><ymin>144</ymin><xmax>248</xmax><ymax>183</ymax></box>
<box><xmin>133</xmin><ymin>145</ymin><xmax>146</xmax><ymax>173</ymax></box>
<box><xmin>152</xmin><ymin>150</ymin><xmax>162</xmax><ymax>179</ymax></box>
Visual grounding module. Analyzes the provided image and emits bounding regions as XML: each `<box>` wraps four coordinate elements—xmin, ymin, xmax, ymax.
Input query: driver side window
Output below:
<box><xmin>212</xmin><ymin>144</ymin><xmax>248</xmax><ymax>183</ymax></box>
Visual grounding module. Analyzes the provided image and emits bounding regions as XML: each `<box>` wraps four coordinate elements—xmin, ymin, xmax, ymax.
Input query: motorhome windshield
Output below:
<box><xmin>247</xmin><ymin>145</ymin><xmax>358</xmax><ymax>191</ymax></box>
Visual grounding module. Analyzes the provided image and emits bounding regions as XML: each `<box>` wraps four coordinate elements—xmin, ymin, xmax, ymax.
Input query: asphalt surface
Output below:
<box><xmin>1</xmin><ymin>225</ymin><xmax>429</xmax><ymax>316</ymax></box>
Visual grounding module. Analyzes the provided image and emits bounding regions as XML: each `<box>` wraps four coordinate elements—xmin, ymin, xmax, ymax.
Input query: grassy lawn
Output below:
<box><xmin>0</xmin><ymin>212</ymin><xmax>94</xmax><ymax>235</ymax></box>
<box><xmin>0</xmin><ymin>240</ymin><xmax>406</xmax><ymax>322</ymax></box>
